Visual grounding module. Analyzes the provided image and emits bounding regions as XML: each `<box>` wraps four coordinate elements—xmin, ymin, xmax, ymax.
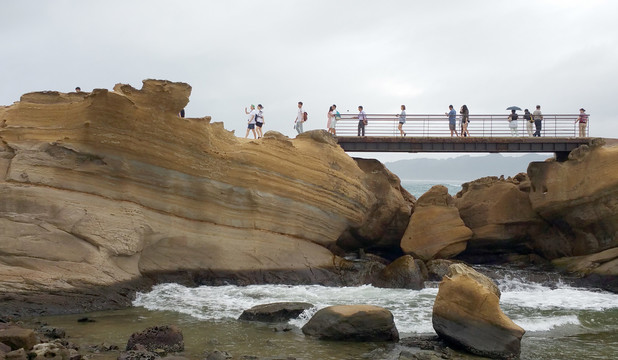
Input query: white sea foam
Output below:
<box><xmin>133</xmin><ymin>278</ymin><xmax>618</xmax><ymax>336</ymax></box>
<box><xmin>513</xmin><ymin>315</ymin><xmax>580</xmax><ymax>332</ymax></box>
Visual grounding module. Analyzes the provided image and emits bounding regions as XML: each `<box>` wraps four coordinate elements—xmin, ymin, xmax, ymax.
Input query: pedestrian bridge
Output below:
<box><xmin>333</xmin><ymin>113</ymin><xmax>596</xmax><ymax>160</ymax></box>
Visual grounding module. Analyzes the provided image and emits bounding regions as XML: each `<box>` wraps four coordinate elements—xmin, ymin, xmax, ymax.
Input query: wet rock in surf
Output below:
<box><xmin>302</xmin><ymin>305</ymin><xmax>399</xmax><ymax>342</ymax></box>
<box><xmin>238</xmin><ymin>302</ymin><xmax>314</xmax><ymax>322</ymax></box>
<box><xmin>372</xmin><ymin>255</ymin><xmax>424</xmax><ymax>289</ymax></box>
<box><xmin>126</xmin><ymin>325</ymin><xmax>183</xmax><ymax>353</ymax></box>
<box><xmin>432</xmin><ymin>263</ymin><xmax>524</xmax><ymax>359</ymax></box>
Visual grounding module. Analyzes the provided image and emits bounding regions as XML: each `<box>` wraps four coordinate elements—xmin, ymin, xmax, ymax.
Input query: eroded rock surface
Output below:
<box><xmin>432</xmin><ymin>264</ymin><xmax>524</xmax><ymax>359</ymax></box>
<box><xmin>400</xmin><ymin>185</ymin><xmax>471</xmax><ymax>260</ymax></box>
<box><xmin>0</xmin><ymin>80</ymin><xmax>412</xmax><ymax>315</ymax></box>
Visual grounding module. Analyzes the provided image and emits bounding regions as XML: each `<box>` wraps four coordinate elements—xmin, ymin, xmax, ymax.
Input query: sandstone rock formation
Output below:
<box><xmin>528</xmin><ymin>144</ymin><xmax>618</xmax><ymax>258</ymax></box>
<box><xmin>0</xmin><ymin>80</ymin><xmax>412</xmax><ymax>315</ymax></box>
<box><xmin>400</xmin><ymin>185</ymin><xmax>472</xmax><ymax>260</ymax></box>
<box><xmin>301</xmin><ymin>305</ymin><xmax>399</xmax><ymax>341</ymax></box>
<box><xmin>552</xmin><ymin>247</ymin><xmax>618</xmax><ymax>292</ymax></box>
<box><xmin>432</xmin><ymin>263</ymin><xmax>524</xmax><ymax>359</ymax></box>
<box><xmin>454</xmin><ymin>174</ymin><xmax>548</xmax><ymax>261</ymax></box>
<box><xmin>372</xmin><ymin>255</ymin><xmax>424</xmax><ymax>289</ymax></box>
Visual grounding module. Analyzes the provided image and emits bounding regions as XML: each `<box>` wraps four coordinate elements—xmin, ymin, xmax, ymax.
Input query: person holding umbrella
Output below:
<box><xmin>507</xmin><ymin>106</ymin><xmax>521</xmax><ymax>136</ymax></box>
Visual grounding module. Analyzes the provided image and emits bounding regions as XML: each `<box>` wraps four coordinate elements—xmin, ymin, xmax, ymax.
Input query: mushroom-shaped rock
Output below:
<box><xmin>126</xmin><ymin>325</ymin><xmax>184</xmax><ymax>353</ymax></box>
<box><xmin>432</xmin><ymin>264</ymin><xmax>524</xmax><ymax>359</ymax></box>
<box><xmin>302</xmin><ymin>305</ymin><xmax>399</xmax><ymax>342</ymax></box>
<box><xmin>238</xmin><ymin>302</ymin><xmax>314</xmax><ymax>322</ymax></box>
<box><xmin>372</xmin><ymin>255</ymin><xmax>424</xmax><ymax>289</ymax></box>
<box><xmin>401</xmin><ymin>185</ymin><xmax>472</xmax><ymax>260</ymax></box>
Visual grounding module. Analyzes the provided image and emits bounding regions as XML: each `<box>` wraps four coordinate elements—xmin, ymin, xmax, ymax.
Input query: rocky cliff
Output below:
<box><xmin>0</xmin><ymin>80</ymin><xmax>413</xmax><ymax>315</ymax></box>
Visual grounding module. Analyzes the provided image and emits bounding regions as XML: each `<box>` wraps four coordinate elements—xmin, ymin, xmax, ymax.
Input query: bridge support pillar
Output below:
<box><xmin>555</xmin><ymin>151</ymin><xmax>570</xmax><ymax>162</ymax></box>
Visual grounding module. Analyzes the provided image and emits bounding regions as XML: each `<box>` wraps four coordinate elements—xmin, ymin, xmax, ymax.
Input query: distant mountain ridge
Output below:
<box><xmin>384</xmin><ymin>154</ymin><xmax>550</xmax><ymax>182</ymax></box>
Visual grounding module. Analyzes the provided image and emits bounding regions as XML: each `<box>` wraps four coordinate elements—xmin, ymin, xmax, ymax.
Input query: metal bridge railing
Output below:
<box><xmin>335</xmin><ymin>114</ymin><xmax>587</xmax><ymax>137</ymax></box>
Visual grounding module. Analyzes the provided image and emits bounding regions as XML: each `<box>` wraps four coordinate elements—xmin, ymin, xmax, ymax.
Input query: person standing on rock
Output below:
<box><xmin>575</xmin><ymin>108</ymin><xmax>588</xmax><ymax>137</ymax></box>
<box><xmin>357</xmin><ymin>106</ymin><xmax>367</xmax><ymax>136</ymax></box>
<box><xmin>328</xmin><ymin>105</ymin><xmax>338</xmax><ymax>135</ymax></box>
<box><xmin>295</xmin><ymin>101</ymin><xmax>305</xmax><ymax>134</ymax></box>
<box><xmin>446</xmin><ymin>105</ymin><xmax>458</xmax><ymax>137</ymax></box>
<box><xmin>255</xmin><ymin>104</ymin><xmax>265</xmax><ymax>138</ymax></box>
<box><xmin>245</xmin><ymin>104</ymin><xmax>257</xmax><ymax>139</ymax></box>
<box><xmin>532</xmin><ymin>105</ymin><xmax>543</xmax><ymax>137</ymax></box>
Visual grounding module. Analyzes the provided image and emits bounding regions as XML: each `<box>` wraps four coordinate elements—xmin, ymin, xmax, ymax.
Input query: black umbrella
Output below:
<box><xmin>506</xmin><ymin>106</ymin><xmax>522</xmax><ymax>111</ymax></box>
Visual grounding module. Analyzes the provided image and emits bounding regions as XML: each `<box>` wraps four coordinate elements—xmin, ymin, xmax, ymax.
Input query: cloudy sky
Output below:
<box><xmin>2</xmin><ymin>0</ymin><xmax>617</xmax><ymax>161</ymax></box>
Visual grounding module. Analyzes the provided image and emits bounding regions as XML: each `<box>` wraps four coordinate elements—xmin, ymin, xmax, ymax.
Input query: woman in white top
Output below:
<box><xmin>327</xmin><ymin>105</ymin><xmax>336</xmax><ymax>135</ymax></box>
<box><xmin>398</xmin><ymin>105</ymin><xmax>407</xmax><ymax>137</ymax></box>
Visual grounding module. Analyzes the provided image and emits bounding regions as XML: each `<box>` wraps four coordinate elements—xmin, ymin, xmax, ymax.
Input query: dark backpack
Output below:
<box><xmin>303</xmin><ymin>112</ymin><xmax>308</xmax><ymax>121</ymax></box>
<box><xmin>511</xmin><ymin>113</ymin><xmax>518</xmax><ymax>121</ymax></box>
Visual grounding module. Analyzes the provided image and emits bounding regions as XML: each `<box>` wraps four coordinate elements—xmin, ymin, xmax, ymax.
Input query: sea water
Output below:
<box><xmin>30</xmin><ymin>183</ymin><xmax>618</xmax><ymax>359</ymax></box>
<box><xmin>38</xmin><ymin>267</ymin><xmax>618</xmax><ymax>359</ymax></box>
<box><xmin>400</xmin><ymin>179</ymin><xmax>462</xmax><ymax>198</ymax></box>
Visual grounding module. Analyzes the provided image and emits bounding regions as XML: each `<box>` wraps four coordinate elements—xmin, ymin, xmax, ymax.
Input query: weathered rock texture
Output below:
<box><xmin>454</xmin><ymin>174</ymin><xmax>548</xmax><ymax>260</ymax></box>
<box><xmin>432</xmin><ymin>264</ymin><xmax>525</xmax><ymax>359</ymax></box>
<box><xmin>301</xmin><ymin>305</ymin><xmax>399</xmax><ymax>342</ymax></box>
<box><xmin>0</xmin><ymin>80</ymin><xmax>413</xmax><ymax>315</ymax></box>
<box><xmin>528</xmin><ymin>144</ymin><xmax>618</xmax><ymax>258</ymax></box>
<box><xmin>372</xmin><ymin>255</ymin><xmax>424</xmax><ymax>289</ymax></box>
<box><xmin>400</xmin><ymin>185</ymin><xmax>472</xmax><ymax>260</ymax></box>
<box><xmin>126</xmin><ymin>325</ymin><xmax>184</xmax><ymax>353</ymax></box>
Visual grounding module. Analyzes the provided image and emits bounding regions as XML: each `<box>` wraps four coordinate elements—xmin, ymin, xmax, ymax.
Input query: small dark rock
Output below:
<box><xmin>126</xmin><ymin>325</ymin><xmax>184</xmax><ymax>353</ymax></box>
<box><xmin>118</xmin><ymin>349</ymin><xmax>160</xmax><ymax>360</ymax></box>
<box><xmin>39</xmin><ymin>326</ymin><xmax>66</xmax><ymax>339</ymax></box>
<box><xmin>238</xmin><ymin>302</ymin><xmax>313</xmax><ymax>322</ymax></box>
<box><xmin>76</xmin><ymin>317</ymin><xmax>95</xmax><ymax>323</ymax></box>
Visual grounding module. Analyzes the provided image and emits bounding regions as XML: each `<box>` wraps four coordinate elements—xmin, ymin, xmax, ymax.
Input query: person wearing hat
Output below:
<box><xmin>575</xmin><ymin>108</ymin><xmax>589</xmax><ymax>137</ymax></box>
<box><xmin>255</xmin><ymin>104</ymin><xmax>265</xmax><ymax>138</ymax></box>
<box><xmin>244</xmin><ymin>104</ymin><xmax>257</xmax><ymax>139</ymax></box>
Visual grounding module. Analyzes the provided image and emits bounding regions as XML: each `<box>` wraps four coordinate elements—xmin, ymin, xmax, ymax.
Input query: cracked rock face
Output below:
<box><xmin>0</xmin><ymin>80</ymin><xmax>412</xmax><ymax>313</ymax></box>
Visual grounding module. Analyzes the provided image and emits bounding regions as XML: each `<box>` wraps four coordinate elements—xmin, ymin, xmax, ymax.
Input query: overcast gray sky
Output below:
<box><xmin>2</xmin><ymin>0</ymin><xmax>617</xmax><ymax>162</ymax></box>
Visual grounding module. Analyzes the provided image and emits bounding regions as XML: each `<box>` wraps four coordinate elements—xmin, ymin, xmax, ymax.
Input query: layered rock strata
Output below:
<box><xmin>0</xmin><ymin>80</ymin><xmax>412</xmax><ymax>315</ymax></box>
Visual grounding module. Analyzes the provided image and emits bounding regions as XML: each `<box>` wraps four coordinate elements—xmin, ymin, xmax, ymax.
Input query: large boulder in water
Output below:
<box><xmin>400</xmin><ymin>185</ymin><xmax>472</xmax><ymax>260</ymax></box>
<box><xmin>302</xmin><ymin>305</ymin><xmax>399</xmax><ymax>342</ymax></box>
<box><xmin>432</xmin><ymin>263</ymin><xmax>524</xmax><ymax>359</ymax></box>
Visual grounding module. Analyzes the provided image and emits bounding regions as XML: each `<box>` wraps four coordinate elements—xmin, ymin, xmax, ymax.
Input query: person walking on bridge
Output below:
<box><xmin>446</xmin><ymin>105</ymin><xmax>458</xmax><ymax>137</ymax></box>
<box><xmin>532</xmin><ymin>105</ymin><xmax>543</xmax><ymax>137</ymax></box>
<box><xmin>508</xmin><ymin>109</ymin><xmax>519</xmax><ymax>136</ymax></box>
<box><xmin>524</xmin><ymin>109</ymin><xmax>533</xmax><ymax>137</ymax></box>
<box><xmin>398</xmin><ymin>105</ymin><xmax>407</xmax><ymax>137</ymax></box>
<box><xmin>575</xmin><ymin>108</ymin><xmax>588</xmax><ymax>137</ymax></box>
<box><xmin>357</xmin><ymin>106</ymin><xmax>367</xmax><ymax>136</ymax></box>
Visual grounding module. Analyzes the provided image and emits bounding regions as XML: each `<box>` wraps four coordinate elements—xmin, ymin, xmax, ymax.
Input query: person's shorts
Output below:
<box><xmin>399</xmin><ymin>121</ymin><xmax>405</xmax><ymax>125</ymax></box>
<box><xmin>449</xmin><ymin>123</ymin><xmax>456</xmax><ymax>130</ymax></box>
<box><xmin>256</xmin><ymin>122</ymin><xmax>263</xmax><ymax>128</ymax></box>
<box><xmin>248</xmin><ymin>123</ymin><xmax>255</xmax><ymax>129</ymax></box>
